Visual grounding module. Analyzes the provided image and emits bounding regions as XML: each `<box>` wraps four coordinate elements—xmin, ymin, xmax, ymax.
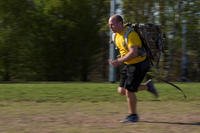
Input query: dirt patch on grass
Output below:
<box><xmin>0</xmin><ymin>101</ymin><xmax>199</xmax><ymax>133</ymax></box>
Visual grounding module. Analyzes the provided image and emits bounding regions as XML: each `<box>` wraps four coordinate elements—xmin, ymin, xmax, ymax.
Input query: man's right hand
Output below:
<box><xmin>108</xmin><ymin>59</ymin><xmax>121</xmax><ymax>67</ymax></box>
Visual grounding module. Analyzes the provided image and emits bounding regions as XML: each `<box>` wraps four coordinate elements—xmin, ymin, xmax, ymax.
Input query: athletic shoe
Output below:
<box><xmin>120</xmin><ymin>114</ymin><xmax>139</xmax><ymax>123</ymax></box>
<box><xmin>146</xmin><ymin>79</ymin><xmax>159</xmax><ymax>98</ymax></box>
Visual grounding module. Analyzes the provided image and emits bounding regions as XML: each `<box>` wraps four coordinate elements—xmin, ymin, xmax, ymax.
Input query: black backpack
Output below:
<box><xmin>124</xmin><ymin>23</ymin><xmax>165</xmax><ymax>67</ymax></box>
<box><xmin>112</xmin><ymin>23</ymin><xmax>165</xmax><ymax>67</ymax></box>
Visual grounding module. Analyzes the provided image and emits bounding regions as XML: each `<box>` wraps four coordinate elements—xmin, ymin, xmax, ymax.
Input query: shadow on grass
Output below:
<box><xmin>140</xmin><ymin>121</ymin><xmax>200</xmax><ymax>126</ymax></box>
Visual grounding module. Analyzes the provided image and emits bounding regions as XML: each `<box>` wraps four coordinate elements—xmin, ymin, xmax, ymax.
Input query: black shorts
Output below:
<box><xmin>119</xmin><ymin>59</ymin><xmax>150</xmax><ymax>92</ymax></box>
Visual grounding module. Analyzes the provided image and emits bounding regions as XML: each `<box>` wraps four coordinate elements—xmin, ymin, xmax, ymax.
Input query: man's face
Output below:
<box><xmin>108</xmin><ymin>17</ymin><xmax>122</xmax><ymax>33</ymax></box>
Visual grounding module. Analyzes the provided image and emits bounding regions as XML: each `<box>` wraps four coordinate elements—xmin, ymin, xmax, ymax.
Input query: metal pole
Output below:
<box><xmin>109</xmin><ymin>0</ymin><xmax>117</xmax><ymax>82</ymax></box>
<box><xmin>180</xmin><ymin>19</ymin><xmax>189</xmax><ymax>81</ymax></box>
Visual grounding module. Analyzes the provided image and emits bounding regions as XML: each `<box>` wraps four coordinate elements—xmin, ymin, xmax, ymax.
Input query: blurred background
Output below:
<box><xmin>0</xmin><ymin>0</ymin><xmax>199</xmax><ymax>82</ymax></box>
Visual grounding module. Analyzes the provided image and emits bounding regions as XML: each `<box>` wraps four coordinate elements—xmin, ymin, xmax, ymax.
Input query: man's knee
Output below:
<box><xmin>117</xmin><ymin>87</ymin><xmax>126</xmax><ymax>95</ymax></box>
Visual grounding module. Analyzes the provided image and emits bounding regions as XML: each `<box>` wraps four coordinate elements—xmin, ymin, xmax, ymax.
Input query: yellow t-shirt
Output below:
<box><xmin>115</xmin><ymin>30</ymin><xmax>146</xmax><ymax>64</ymax></box>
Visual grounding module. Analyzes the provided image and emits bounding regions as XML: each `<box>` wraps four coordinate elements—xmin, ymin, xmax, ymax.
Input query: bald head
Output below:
<box><xmin>108</xmin><ymin>14</ymin><xmax>124</xmax><ymax>33</ymax></box>
<box><xmin>109</xmin><ymin>15</ymin><xmax>124</xmax><ymax>24</ymax></box>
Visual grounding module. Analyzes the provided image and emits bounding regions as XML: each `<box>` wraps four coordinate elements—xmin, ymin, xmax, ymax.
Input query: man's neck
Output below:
<box><xmin>118</xmin><ymin>27</ymin><xmax>126</xmax><ymax>35</ymax></box>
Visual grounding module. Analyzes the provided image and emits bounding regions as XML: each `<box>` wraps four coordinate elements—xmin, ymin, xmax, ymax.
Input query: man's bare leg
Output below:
<box><xmin>126</xmin><ymin>90</ymin><xmax>137</xmax><ymax>114</ymax></box>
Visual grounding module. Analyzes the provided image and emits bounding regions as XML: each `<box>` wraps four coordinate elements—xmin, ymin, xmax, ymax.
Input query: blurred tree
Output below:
<box><xmin>40</xmin><ymin>0</ymin><xmax>109</xmax><ymax>81</ymax></box>
<box><xmin>0</xmin><ymin>0</ymin><xmax>37</xmax><ymax>81</ymax></box>
<box><xmin>0</xmin><ymin>0</ymin><xmax>109</xmax><ymax>81</ymax></box>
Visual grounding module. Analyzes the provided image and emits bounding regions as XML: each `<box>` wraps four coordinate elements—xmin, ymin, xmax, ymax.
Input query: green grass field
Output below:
<box><xmin>0</xmin><ymin>82</ymin><xmax>199</xmax><ymax>102</ymax></box>
<box><xmin>0</xmin><ymin>82</ymin><xmax>199</xmax><ymax>133</ymax></box>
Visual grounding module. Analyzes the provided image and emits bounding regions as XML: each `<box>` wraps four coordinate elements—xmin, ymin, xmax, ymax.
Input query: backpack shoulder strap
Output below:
<box><xmin>122</xmin><ymin>26</ymin><xmax>133</xmax><ymax>51</ymax></box>
<box><xmin>124</xmin><ymin>26</ymin><xmax>133</xmax><ymax>45</ymax></box>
